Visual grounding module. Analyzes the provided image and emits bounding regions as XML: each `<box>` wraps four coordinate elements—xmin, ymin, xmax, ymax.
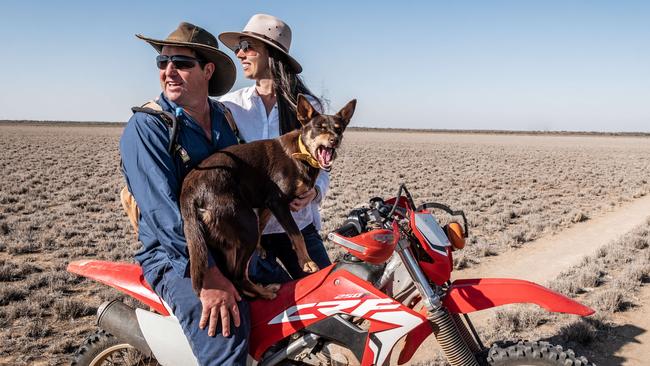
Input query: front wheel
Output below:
<box><xmin>481</xmin><ymin>340</ymin><xmax>593</xmax><ymax>366</ymax></box>
<box><xmin>72</xmin><ymin>329</ymin><xmax>159</xmax><ymax>366</ymax></box>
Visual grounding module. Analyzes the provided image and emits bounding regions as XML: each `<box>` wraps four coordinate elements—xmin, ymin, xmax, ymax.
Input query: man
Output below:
<box><xmin>120</xmin><ymin>22</ymin><xmax>247</xmax><ymax>365</ymax></box>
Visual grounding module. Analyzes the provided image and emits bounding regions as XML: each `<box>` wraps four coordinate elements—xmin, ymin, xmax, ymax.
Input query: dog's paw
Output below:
<box><xmin>265</xmin><ymin>283</ymin><xmax>281</xmax><ymax>292</ymax></box>
<box><xmin>242</xmin><ymin>288</ymin><xmax>257</xmax><ymax>298</ymax></box>
<box><xmin>302</xmin><ymin>261</ymin><xmax>319</xmax><ymax>273</ymax></box>
<box><xmin>259</xmin><ymin>283</ymin><xmax>281</xmax><ymax>300</ymax></box>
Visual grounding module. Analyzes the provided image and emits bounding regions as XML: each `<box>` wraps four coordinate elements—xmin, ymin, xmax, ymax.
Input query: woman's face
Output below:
<box><xmin>235</xmin><ymin>37</ymin><xmax>270</xmax><ymax>80</ymax></box>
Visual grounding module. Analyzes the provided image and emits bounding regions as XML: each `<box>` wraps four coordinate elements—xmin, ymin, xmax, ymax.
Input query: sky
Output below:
<box><xmin>1</xmin><ymin>0</ymin><xmax>649</xmax><ymax>132</ymax></box>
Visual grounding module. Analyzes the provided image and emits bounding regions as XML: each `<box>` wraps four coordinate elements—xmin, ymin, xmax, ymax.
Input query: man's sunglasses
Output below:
<box><xmin>156</xmin><ymin>55</ymin><xmax>204</xmax><ymax>70</ymax></box>
<box><xmin>234</xmin><ymin>40</ymin><xmax>257</xmax><ymax>54</ymax></box>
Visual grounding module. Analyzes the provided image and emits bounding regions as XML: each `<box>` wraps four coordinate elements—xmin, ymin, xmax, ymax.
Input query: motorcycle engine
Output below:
<box><xmin>297</xmin><ymin>341</ymin><xmax>360</xmax><ymax>366</ymax></box>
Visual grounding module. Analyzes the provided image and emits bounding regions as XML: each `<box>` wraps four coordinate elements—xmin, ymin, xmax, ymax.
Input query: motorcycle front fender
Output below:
<box><xmin>443</xmin><ymin>278</ymin><xmax>595</xmax><ymax>316</ymax></box>
<box><xmin>397</xmin><ymin>278</ymin><xmax>594</xmax><ymax>365</ymax></box>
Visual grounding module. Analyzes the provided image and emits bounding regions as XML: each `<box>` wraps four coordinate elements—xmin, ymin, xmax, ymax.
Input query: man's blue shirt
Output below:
<box><xmin>120</xmin><ymin>93</ymin><xmax>238</xmax><ymax>277</ymax></box>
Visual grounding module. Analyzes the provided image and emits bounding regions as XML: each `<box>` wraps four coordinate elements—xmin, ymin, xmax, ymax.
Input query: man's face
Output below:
<box><xmin>235</xmin><ymin>37</ymin><xmax>270</xmax><ymax>80</ymax></box>
<box><xmin>159</xmin><ymin>46</ymin><xmax>214</xmax><ymax>106</ymax></box>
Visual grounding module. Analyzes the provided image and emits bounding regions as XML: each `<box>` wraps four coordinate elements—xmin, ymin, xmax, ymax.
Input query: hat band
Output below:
<box><xmin>242</xmin><ymin>31</ymin><xmax>289</xmax><ymax>53</ymax></box>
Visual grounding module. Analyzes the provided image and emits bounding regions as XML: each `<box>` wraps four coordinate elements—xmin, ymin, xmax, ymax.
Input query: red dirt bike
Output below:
<box><xmin>68</xmin><ymin>184</ymin><xmax>595</xmax><ymax>366</ymax></box>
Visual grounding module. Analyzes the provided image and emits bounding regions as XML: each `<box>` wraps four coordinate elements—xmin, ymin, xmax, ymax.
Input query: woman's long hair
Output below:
<box><xmin>267</xmin><ymin>47</ymin><xmax>323</xmax><ymax>134</ymax></box>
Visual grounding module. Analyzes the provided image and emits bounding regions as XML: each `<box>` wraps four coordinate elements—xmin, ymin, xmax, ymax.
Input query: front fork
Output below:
<box><xmin>395</xmin><ymin>238</ymin><xmax>481</xmax><ymax>366</ymax></box>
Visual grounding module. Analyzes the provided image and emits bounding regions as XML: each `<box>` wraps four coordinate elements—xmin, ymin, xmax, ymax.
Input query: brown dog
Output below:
<box><xmin>180</xmin><ymin>94</ymin><xmax>356</xmax><ymax>298</ymax></box>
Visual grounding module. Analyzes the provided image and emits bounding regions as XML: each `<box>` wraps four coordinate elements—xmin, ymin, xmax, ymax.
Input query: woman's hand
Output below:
<box><xmin>290</xmin><ymin>187</ymin><xmax>317</xmax><ymax>211</ymax></box>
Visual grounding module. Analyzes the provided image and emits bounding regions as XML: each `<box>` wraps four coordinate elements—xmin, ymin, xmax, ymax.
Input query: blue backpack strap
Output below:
<box><xmin>131</xmin><ymin>100</ymin><xmax>180</xmax><ymax>154</ymax></box>
<box><xmin>214</xmin><ymin>100</ymin><xmax>245</xmax><ymax>144</ymax></box>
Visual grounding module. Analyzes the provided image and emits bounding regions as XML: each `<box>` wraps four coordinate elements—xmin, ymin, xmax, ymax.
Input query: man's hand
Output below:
<box><xmin>290</xmin><ymin>187</ymin><xmax>317</xmax><ymax>212</ymax></box>
<box><xmin>199</xmin><ymin>266</ymin><xmax>241</xmax><ymax>337</ymax></box>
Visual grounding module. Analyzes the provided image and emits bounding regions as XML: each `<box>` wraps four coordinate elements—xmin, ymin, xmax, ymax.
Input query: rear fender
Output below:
<box><xmin>397</xmin><ymin>278</ymin><xmax>594</xmax><ymax>364</ymax></box>
<box><xmin>67</xmin><ymin>260</ymin><xmax>169</xmax><ymax>316</ymax></box>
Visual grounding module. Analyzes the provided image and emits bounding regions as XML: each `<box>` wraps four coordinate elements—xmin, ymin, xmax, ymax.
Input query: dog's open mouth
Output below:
<box><xmin>316</xmin><ymin>146</ymin><xmax>335</xmax><ymax>169</ymax></box>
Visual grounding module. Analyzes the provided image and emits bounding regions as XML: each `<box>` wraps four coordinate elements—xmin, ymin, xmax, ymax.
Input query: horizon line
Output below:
<box><xmin>2</xmin><ymin>120</ymin><xmax>649</xmax><ymax>137</ymax></box>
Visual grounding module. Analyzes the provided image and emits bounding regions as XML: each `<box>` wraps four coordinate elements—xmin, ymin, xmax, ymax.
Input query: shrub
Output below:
<box><xmin>7</xmin><ymin>242</ymin><xmax>41</xmax><ymax>255</ymax></box>
<box><xmin>571</xmin><ymin>211</ymin><xmax>589</xmax><ymax>223</ymax></box>
<box><xmin>0</xmin><ymin>222</ymin><xmax>10</xmax><ymax>235</ymax></box>
<box><xmin>53</xmin><ymin>299</ymin><xmax>95</xmax><ymax>320</ymax></box>
<box><xmin>0</xmin><ymin>261</ymin><xmax>41</xmax><ymax>281</ymax></box>
<box><xmin>591</xmin><ymin>288</ymin><xmax>626</xmax><ymax>313</ymax></box>
<box><xmin>0</xmin><ymin>284</ymin><xmax>28</xmax><ymax>305</ymax></box>
<box><xmin>559</xmin><ymin>319</ymin><xmax>597</xmax><ymax>345</ymax></box>
<box><xmin>25</xmin><ymin>321</ymin><xmax>53</xmax><ymax>338</ymax></box>
<box><xmin>494</xmin><ymin>305</ymin><xmax>547</xmax><ymax>333</ymax></box>
<box><xmin>549</xmin><ymin>277</ymin><xmax>581</xmax><ymax>296</ymax></box>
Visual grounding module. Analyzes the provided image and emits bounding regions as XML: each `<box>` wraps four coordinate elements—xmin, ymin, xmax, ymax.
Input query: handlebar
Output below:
<box><xmin>333</xmin><ymin>221</ymin><xmax>361</xmax><ymax>238</ymax></box>
<box><xmin>331</xmin><ymin>184</ymin><xmax>469</xmax><ymax>239</ymax></box>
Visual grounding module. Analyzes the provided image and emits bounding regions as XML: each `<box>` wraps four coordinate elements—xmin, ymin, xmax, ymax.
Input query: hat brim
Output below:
<box><xmin>218</xmin><ymin>32</ymin><xmax>302</xmax><ymax>74</ymax></box>
<box><xmin>136</xmin><ymin>34</ymin><xmax>236</xmax><ymax>96</ymax></box>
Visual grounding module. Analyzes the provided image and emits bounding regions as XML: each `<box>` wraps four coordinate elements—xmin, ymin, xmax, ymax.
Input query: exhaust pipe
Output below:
<box><xmin>97</xmin><ymin>300</ymin><xmax>153</xmax><ymax>357</ymax></box>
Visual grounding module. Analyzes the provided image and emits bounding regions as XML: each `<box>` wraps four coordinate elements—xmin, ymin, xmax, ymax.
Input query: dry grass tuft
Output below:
<box><xmin>53</xmin><ymin>299</ymin><xmax>95</xmax><ymax>320</ymax></box>
<box><xmin>558</xmin><ymin>319</ymin><xmax>598</xmax><ymax>345</ymax></box>
<box><xmin>549</xmin><ymin>276</ymin><xmax>583</xmax><ymax>296</ymax></box>
<box><xmin>570</xmin><ymin>211</ymin><xmax>589</xmax><ymax>223</ymax></box>
<box><xmin>0</xmin><ymin>284</ymin><xmax>28</xmax><ymax>306</ymax></box>
<box><xmin>591</xmin><ymin>288</ymin><xmax>627</xmax><ymax>313</ymax></box>
<box><xmin>492</xmin><ymin>305</ymin><xmax>548</xmax><ymax>333</ymax></box>
<box><xmin>25</xmin><ymin>321</ymin><xmax>53</xmax><ymax>338</ymax></box>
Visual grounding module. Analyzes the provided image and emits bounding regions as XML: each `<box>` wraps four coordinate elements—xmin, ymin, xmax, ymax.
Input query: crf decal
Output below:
<box><xmin>268</xmin><ymin>303</ymin><xmax>318</xmax><ymax>324</ymax></box>
<box><xmin>269</xmin><ymin>298</ymin><xmax>406</xmax><ymax>325</ymax></box>
<box><xmin>269</xmin><ymin>300</ymin><xmax>358</xmax><ymax>324</ymax></box>
<box><xmin>268</xmin><ymin>298</ymin><xmax>423</xmax><ymax>366</ymax></box>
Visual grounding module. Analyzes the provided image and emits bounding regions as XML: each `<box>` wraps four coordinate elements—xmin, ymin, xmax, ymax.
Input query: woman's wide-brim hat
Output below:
<box><xmin>136</xmin><ymin>22</ymin><xmax>236</xmax><ymax>96</ymax></box>
<box><xmin>219</xmin><ymin>14</ymin><xmax>303</xmax><ymax>74</ymax></box>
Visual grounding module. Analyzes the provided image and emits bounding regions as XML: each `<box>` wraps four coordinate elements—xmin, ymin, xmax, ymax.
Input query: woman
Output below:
<box><xmin>219</xmin><ymin>14</ymin><xmax>331</xmax><ymax>284</ymax></box>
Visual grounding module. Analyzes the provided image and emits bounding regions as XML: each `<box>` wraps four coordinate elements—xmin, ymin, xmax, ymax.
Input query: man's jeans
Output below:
<box><xmin>141</xmin><ymin>224</ymin><xmax>330</xmax><ymax>365</ymax></box>
<box><xmin>143</xmin><ymin>264</ymin><xmax>250</xmax><ymax>366</ymax></box>
<box><xmin>249</xmin><ymin>224</ymin><xmax>331</xmax><ymax>285</ymax></box>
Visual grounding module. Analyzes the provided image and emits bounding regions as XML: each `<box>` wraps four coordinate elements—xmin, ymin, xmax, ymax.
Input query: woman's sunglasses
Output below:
<box><xmin>234</xmin><ymin>40</ymin><xmax>257</xmax><ymax>54</ymax></box>
<box><xmin>156</xmin><ymin>55</ymin><xmax>204</xmax><ymax>70</ymax></box>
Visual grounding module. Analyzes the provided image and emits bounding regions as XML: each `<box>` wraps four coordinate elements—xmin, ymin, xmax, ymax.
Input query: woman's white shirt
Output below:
<box><xmin>219</xmin><ymin>86</ymin><xmax>329</xmax><ymax>234</ymax></box>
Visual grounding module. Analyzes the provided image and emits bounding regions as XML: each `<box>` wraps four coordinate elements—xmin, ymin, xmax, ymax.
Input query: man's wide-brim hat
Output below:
<box><xmin>136</xmin><ymin>22</ymin><xmax>236</xmax><ymax>96</ymax></box>
<box><xmin>219</xmin><ymin>14</ymin><xmax>303</xmax><ymax>74</ymax></box>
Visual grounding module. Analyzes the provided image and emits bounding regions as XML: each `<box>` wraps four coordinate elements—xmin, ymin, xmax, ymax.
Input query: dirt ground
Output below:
<box><xmin>1</xmin><ymin>123</ymin><xmax>649</xmax><ymax>365</ymax></box>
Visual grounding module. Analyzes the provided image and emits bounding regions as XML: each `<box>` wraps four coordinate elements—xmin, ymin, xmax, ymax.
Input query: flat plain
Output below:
<box><xmin>0</xmin><ymin>123</ymin><xmax>649</xmax><ymax>365</ymax></box>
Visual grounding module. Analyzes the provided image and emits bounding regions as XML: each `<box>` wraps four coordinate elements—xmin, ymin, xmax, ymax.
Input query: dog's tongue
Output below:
<box><xmin>317</xmin><ymin>147</ymin><xmax>333</xmax><ymax>168</ymax></box>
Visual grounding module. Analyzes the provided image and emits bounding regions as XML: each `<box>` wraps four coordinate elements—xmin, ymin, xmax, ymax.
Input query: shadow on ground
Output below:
<box><xmin>543</xmin><ymin>320</ymin><xmax>645</xmax><ymax>366</ymax></box>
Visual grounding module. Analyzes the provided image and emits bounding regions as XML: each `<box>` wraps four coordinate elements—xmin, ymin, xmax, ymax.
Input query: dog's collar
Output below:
<box><xmin>292</xmin><ymin>135</ymin><xmax>329</xmax><ymax>171</ymax></box>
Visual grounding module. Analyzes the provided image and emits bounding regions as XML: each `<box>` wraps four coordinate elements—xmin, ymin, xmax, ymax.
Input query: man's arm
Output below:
<box><xmin>120</xmin><ymin>113</ymin><xmax>215</xmax><ymax>276</ymax></box>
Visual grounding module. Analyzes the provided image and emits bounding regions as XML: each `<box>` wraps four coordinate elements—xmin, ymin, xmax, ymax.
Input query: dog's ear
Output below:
<box><xmin>296</xmin><ymin>93</ymin><xmax>319</xmax><ymax>126</ymax></box>
<box><xmin>336</xmin><ymin>99</ymin><xmax>357</xmax><ymax>127</ymax></box>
